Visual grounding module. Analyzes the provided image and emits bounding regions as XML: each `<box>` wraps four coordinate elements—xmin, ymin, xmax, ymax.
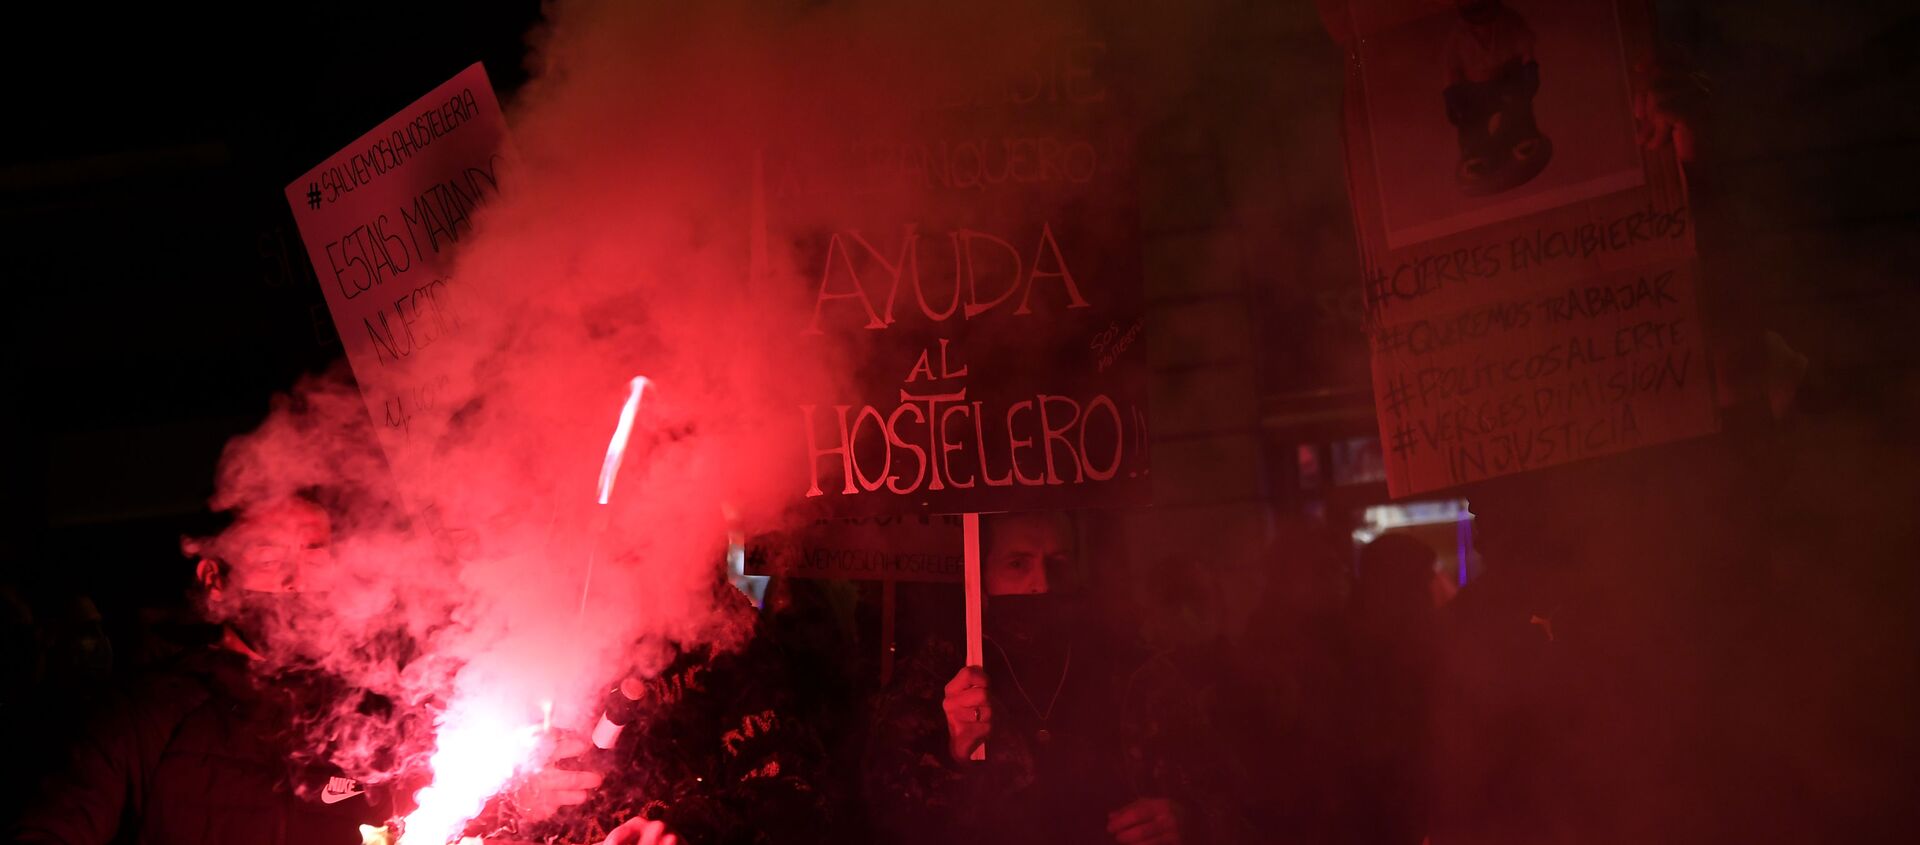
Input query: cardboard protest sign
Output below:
<box><xmin>766</xmin><ymin>31</ymin><xmax>1151</xmax><ymax>517</ymax></box>
<box><xmin>747</xmin><ymin>515</ymin><xmax>964</xmax><ymax>583</ymax></box>
<box><xmin>1332</xmin><ymin>0</ymin><xmax>1718</xmax><ymax>496</ymax></box>
<box><xmin>284</xmin><ymin>64</ymin><xmax>511</xmax><ymax>501</ymax></box>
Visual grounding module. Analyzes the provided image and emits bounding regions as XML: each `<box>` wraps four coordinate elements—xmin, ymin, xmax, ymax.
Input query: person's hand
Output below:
<box><xmin>1632</xmin><ymin>52</ymin><xmax>1708</xmax><ymax>164</ymax></box>
<box><xmin>941</xmin><ymin>665</ymin><xmax>992</xmax><ymax>763</ymax></box>
<box><xmin>1107</xmin><ymin>797</ymin><xmax>1183</xmax><ymax>845</ymax></box>
<box><xmin>1633</xmin><ymin>85</ymin><xmax>1696</xmax><ymax>162</ymax></box>
<box><xmin>602</xmin><ymin>817</ymin><xmax>678</xmax><ymax>845</ymax></box>
<box><xmin>517</xmin><ymin>731</ymin><xmax>603</xmax><ymax>819</ymax></box>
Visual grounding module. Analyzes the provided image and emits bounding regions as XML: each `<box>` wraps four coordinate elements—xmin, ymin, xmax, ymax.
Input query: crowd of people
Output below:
<box><xmin>0</xmin><ymin>491</ymin><xmax>1482</xmax><ymax>845</ymax></box>
<box><xmin>4</xmin><ymin>367</ymin><xmax>1917</xmax><ymax>845</ymax></box>
<box><xmin>3</xmin><ymin>13</ymin><xmax>1913</xmax><ymax>840</ymax></box>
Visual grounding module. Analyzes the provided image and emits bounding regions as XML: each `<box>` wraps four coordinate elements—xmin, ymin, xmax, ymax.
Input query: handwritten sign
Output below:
<box><xmin>768</xmin><ymin>31</ymin><xmax>1151</xmax><ymax>516</ymax></box>
<box><xmin>284</xmin><ymin>64</ymin><xmax>511</xmax><ymax>499</ymax></box>
<box><xmin>1334</xmin><ymin>0</ymin><xmax>1717</xmax><ymax>496</ymax></box>
<box><xmin>747</xmin><ymin>515</ymin><xmax>963</xmax><ymax>583</ymax></box>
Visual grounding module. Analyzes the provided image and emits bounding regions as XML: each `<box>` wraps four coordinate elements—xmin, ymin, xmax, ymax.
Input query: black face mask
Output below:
<box><xmin>227</xmin><ymin>591</ymin><xmax>324</xmax><ymax>658</ymax></box>
<box><xmin>987</xmin><ymin>593</ymin><xmax>1084</xmax><ymax>646</ymax></box>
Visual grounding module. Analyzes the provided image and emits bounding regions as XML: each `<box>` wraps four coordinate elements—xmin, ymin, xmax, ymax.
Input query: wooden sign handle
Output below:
<box><xmin>963</xmin><ymin>512</ymin><xmax>986</xmax><ymax>761</ymax></box>
<box><xmin>880</xmin><ymin>581</ymin><xmax>897</xmax><ymax>687</ymax></box>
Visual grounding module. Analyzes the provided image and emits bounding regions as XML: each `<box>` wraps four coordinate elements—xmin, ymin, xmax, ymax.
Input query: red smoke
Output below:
<box><xmin>199</xmin><ymin>1</ymin><xmax>1116</xmax><ymax>840</ymax></box>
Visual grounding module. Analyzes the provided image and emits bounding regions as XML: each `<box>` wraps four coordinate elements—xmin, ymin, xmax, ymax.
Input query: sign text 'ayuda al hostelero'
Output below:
<box><xmin>770</xmin><ymin>32</ymin><xmax>1151</xmax><ymax>516</ymax></box>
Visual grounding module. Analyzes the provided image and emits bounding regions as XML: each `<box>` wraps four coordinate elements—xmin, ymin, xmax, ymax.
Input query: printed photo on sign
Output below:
<box><xmin>1358</xmin><ymin>0</ymin><xmax>1643</xmax><ymax>248</ymax></box>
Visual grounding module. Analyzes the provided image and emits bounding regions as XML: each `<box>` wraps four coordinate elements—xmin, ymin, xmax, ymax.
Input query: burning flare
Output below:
<box><xmin>393</xmin><ymin>701</ymin><xmax>544</xmax><ymax>845</ymax></box>
<box><xmin>583</xmin><ymin>375</ymin><xmax>651</xmax><ymax>615</ymax></box>
<box><xmin>598</xmin><ymin>377</ymin><xmax>651</xmax><ymax>505</ymax></box>
<box><xmin>391</xmin><ymin>378</ymin><xmax>653</xmax><ymax>844</ymax></box>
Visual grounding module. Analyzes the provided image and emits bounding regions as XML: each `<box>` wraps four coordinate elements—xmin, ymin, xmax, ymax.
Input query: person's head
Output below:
<box><xmin>1467</xmin><ymin>474</ymin><xmax>1580</xmax><ymax>575</ymax></box>
<box><xmin>982</xmin><ymin>511</ymin><xmax>1079</xmax><ymax>597</ymax></box>
<box><xmin>1349</xmin><ymin>533</ymin><xmax>1445</xmax><ymax>654</ymax></box>
<box><xmin>1355</xmin><ymin>533</ymin><xmax>1439</xmax><ymax>620</ymax></box>
<box><xmin>187</xmin><ymin>496</ymin><xmax>339</xmax><ymax>661</ymax></box>
<box><xmin>197</xmin><ymin>496</ymin><xmax>336</xmax><ymax>598</ymax></box>
<box><xmin>982</xmin><ymin>511</ymin><xmax>1086</xmax><ymax>644</ymax></box>
<box><xmin>41</xmin><ymin>593</ymin><xmax>113</xmax><ymax>686</ymax></box>
<box><xmin>1140</xmin><ymin>552</ymin><xmax>1221</xmax><ymax>651</ymax></box>
<box><xmin>1</xmin><ymin>584</ymin><xmax>43</xmax><ymax>698</ymax></box>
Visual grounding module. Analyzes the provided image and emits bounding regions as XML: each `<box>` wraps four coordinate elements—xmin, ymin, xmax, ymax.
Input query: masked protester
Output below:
<box><xmin>863</xmin><ymin>511</ymin><xmax>1238</xmax><ymax>845</ymax></box>
<box><xmin>515</xmin><ymin>569</ymin><xmax>838</xmax><ymax>845</ymax></box>
<box><xmin>7</xmin><ymin>496</ymin><xmax>594</xmax><ymax>845</ymax></box>
<box><xmin>5</xmin><ymin>496</ymin><xmax>379</xmax><ymax>845</ymax></box>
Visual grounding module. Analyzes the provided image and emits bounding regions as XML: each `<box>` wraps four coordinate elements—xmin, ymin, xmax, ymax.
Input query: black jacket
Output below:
<box><xmin>518</xmin><ymin>633</ymin><xmax>838</xmax><ymax>845</ymax></box>
<box><xmin>12</xmin><ymin>646</ymin><xmax>399</xmax><ymax>845</ymax></box>
<box><xmin>863</xmin><ymin>629</ymin><xmax>1251</xmax><ymax>845</ymax></box>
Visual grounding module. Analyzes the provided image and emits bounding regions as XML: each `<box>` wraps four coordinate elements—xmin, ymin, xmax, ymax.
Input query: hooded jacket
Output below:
<box><xmin>11</xmin><ymin>642</ymin><xmax>400</xmax><ymax>845</ymax></box>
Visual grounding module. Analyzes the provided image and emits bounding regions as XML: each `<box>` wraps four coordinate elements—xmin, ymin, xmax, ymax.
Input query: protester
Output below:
<box><xmin>0</xmin><ymin>582</ymin><xmax>42</xmax><ymax>720</ymax></box>
<box><xmin>3</xmin><ymin>497</ymin><xmax>382</xmax><ymax>844</ymax></box>
<box><xmin>863</xmin><ymin>510</ymin><xmax>1241</xmax><ymax>845</ymax></box>
<box><xmin>1</xmin><ymin>582</ymin><xmax>47</xmax><ymax>826</ymax></box>
<box><xmin>34</xmin><ymin>593</ymin><xmax>115</xmax><ymax>700</ymax></box>
<box><xmin>1217</xmin><ymin>517</ymin><xmax>1353</xmax><ymax>841</ymax></box>
<box><xmin>1341</xmin><ymin>533</ymin><xmax>1442</xmax><ymax>845</ymax></box>
<box><xmin>519</xmin><ymin>568</ymin><xmax>839</xmax><ymax>845</ymax></box>
<box><xmin>3</xmin><ymin>495</ymin><xmax>607</xmax><ymax>845</ymax></box>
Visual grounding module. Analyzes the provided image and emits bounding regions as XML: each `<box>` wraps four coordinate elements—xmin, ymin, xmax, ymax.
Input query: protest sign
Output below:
<box><xmin>1332</xmin><ymin>0</ymin><xmax>1718</xmax><ymax>496</ymax></box>
<box><xmin>283</xmin><ymin>63</ymin><xmax>512</xmax><ymax>502</ymax></box>
<box><xmin>759</xmin><ymin>32</ymin><xmax>1150</xmax><ymax>735</ymax></box>
<box><xmin>765</xmin><ymin>30</ymin><xmax>1151</xmax><ymax>517</ymax></box>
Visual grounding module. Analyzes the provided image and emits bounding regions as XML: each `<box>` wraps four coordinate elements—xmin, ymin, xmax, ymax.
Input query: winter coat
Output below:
<box><xmin>11</xmin><ymin>646</ymin><xmax>399</xmax><ymax>845</ymax></box>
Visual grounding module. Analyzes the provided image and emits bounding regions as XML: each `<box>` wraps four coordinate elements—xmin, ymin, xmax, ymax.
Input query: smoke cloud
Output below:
<box><xmin>194</xmin><ymin>0</ymin><xmax>1184</xmax><ymax>838</ymax></box>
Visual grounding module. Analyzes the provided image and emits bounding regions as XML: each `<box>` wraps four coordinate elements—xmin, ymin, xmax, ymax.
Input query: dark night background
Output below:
<box><xmin>2</xmin><ymin>0</ymin><xmax>1918</xmax><ymax>838</ymax></box>
<box><xmin>1</xmin><ymin>3</ymin><xmax>544</xmax><ymax>614</ymax></box>
<box><xmin>6</xmin><ymin>0</ymin><xmax>1910</xmax><ymax>588</ymax></box>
